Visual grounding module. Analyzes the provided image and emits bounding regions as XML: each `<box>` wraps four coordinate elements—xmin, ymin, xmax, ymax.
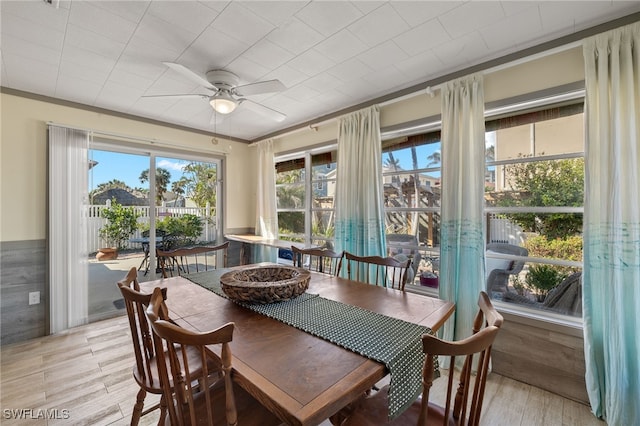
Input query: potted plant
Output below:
<box><xmin>97</xmin><ymin>199</ymin><xmax>141</xmax><ymax>260</ymax></box>
<box><xmin>419</xmin><ymin>270</ymin><xmax>439</xmax><ymax>288</ymax></box>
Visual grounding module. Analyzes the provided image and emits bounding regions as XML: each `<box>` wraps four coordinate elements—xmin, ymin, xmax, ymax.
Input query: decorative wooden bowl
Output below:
<box><xmin>220</xmin><ymin>265</ymin><xmax>311</xmax><ymax>304</ymax></box>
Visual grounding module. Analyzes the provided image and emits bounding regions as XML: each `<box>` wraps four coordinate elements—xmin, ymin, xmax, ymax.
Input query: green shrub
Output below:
<box><xmin>99</xmin><ymin>200</ymin><xmax>141</xmax><ymax>249</ymax></box>
<box><xmin>524</xmin><ymin>235</ymin><xmax>582</xmax><ymax>260</ymax></box>
<box><xmin>525</xmin><ymin>264</ymin><xmax>566</xmax><ymax>301</ymax></box>
<box><xmin>524</xmin><ymin>235</ymin><xmax>582</xmax><ymax>276</ymax></box>
<box><xmin>144</xmin><ymin>214</ymin><xmax>204</xmax><ymax>247</ymax></box>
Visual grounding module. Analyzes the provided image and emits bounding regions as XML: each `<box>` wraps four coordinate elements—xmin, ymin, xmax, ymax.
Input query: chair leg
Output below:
<box><xmin>158</xmin><ymin>394</ymin><xmax>168</xmax><ymax>425</ymax></box>
<box><xmin>131</xmin><ymin>388</ymin><xmax>146</xmax><ymax>426</ymax></box>
<box><xmin>137</xmin><ymin>253</ymin><xmax>148</xmax><ymax>272</ymax></box>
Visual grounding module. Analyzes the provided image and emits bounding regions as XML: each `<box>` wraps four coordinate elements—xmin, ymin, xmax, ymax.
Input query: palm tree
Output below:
<box><xmin>384</xmin><ymin>156</ymin><xmax>401</xmax><ymax>171</ymax></box>
<box><xmin>139</xmin><ymin>167</ymin><xmax>171</xmax><ymax>205</ymax></box>
<box><xmin>170</xmin><ymin>162</ymin><xmax>218</xmax><ymax>208</ymax></box>
<box><xmin>426</xmin><ymin>151</ymin><xmax>441</xmax><ymax>167</ymax></box>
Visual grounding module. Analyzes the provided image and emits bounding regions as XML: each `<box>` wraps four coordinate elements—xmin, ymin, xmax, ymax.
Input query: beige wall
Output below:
<box><xmin>0</xmin><ymin>93</ymin><xmax>254</xmax><ymax>242</ymax></box>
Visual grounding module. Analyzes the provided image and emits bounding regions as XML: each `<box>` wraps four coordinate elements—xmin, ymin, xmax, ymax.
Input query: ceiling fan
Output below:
<box><xmin>144</xmin><ymin>62</ymin><xmax>287</xmax><ymax>122</ymax></box>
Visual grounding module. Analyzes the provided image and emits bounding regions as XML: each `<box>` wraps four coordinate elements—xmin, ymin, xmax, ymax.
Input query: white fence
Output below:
<box><xmin>488</xmin><ymin>215</ymin><xmax>525</xmax><ymax>245</ymax></box>
<box><xmin>87</xmin><ymin>203</ymin><xmax>217</xmax><ymax>252</ymax></box>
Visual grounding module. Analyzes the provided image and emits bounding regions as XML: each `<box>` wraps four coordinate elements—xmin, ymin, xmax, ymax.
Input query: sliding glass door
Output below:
<box><xmin>86</xmin><ymin>146</ymin><xmax>221</xmax><ymax>323</ymax></box>
<box><xmin>87</xmin><ymin>149</ymin><xmax>150</xmax><ymax>322</ymax></box>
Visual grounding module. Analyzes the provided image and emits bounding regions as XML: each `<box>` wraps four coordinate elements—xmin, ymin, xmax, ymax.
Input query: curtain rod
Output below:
<box><xmin>46</xmin><ymin>122</ymin><xmax>230</xmax><ymax>155</ymax></box>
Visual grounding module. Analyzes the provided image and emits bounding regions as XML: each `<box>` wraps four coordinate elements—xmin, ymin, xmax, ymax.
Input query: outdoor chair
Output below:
<box><xmin>343</xmin><ymin>251</ymin><xmax>411</xmax><ymax>290</ymax></box>
<box><xmin>291</xmin><ymin>246</ymin><xmax>344</xmax><ymax>276</ymax></box>
<box><xmin>138</xmin><ymin>230</ymin><xmax>174</xmax><ymax>276</ymax></box>
<box><xmin>336</xmin><ymin>291</ymin><xmax>504</xmax><ymax>426</ymax></box>
<box><xmin>145</xmin><ymin>287</ymin><xmax>282</xmax><ymax>426</ymax></box>
<box><xmin>485</xmin><ymin>243</ymin><xmax>528</xmax><ymax>296</ymax></box>
<box><xmin>386</xmin><ymin>234</ymin><xmax>422</xmax><ymax>284</ymax></box>
<box><xmin>157</xmin><ymin>242</ymin><xmax>229</xmax><ymax>278</ymax></box>
<box><xmin>503</xmin><ymin>272</ymin><xmax>583</xmax><ymax>316</ymax></box>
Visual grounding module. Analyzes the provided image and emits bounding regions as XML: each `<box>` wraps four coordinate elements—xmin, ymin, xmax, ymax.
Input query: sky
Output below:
<box><xmin>88</xmin><ymin>150</ymin><xmax>189</xmax><ymax>191</ymax></box>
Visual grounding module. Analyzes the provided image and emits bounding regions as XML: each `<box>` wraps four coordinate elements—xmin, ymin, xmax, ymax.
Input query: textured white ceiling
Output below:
<box><xmin>2</xmin><ymin>1</ymin><xmax>639</xmax><ymax>142</ymax></box>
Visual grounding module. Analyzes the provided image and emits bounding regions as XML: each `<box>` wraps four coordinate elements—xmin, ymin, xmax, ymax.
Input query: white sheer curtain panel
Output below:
<box><xmin>334</xmin><ymin>105</ymin><xmax>386</xmax><ymax>266</ymax></box>
<box><xmin>583</xmin><ymin>22</ymin><xmax>640</xmax><ymax>425</ymax></box>
<box><xmin>48</xmin><ymin>125</ymin><xmax>89</xmax><ymax>333</ymax></box>
<box><xmin>255</xmin><ymin>139</ymin><xmax>278</xmax><ymax>239</ymax></box>
<box><xmin>439</xmin><ymin>74</ymin><xmax>486</xmax><ymax>345</ymax></box>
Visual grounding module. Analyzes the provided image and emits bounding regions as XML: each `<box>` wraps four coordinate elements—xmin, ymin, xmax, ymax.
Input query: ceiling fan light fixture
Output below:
<box><xmin>210</xmin><ymin>92</ymin><xmax>237</xmax><ymax>114</ymax></box>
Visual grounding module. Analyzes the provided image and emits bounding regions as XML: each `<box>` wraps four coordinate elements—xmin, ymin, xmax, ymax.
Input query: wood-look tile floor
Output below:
<box><xmin>1</xmin><ymin>315</ymin><xmax>605</xmax><ymax>426</ymax></box>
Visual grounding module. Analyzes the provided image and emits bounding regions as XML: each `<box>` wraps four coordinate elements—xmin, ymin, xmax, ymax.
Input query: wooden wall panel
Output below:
<box><xmin>492</xmin><ymin>312</ymin><xmax>588</xmax><ymax>404</ymax></box>
<box><xmin>1</xmin><ymin>240</ymin><xmax>47</xmax><ymax>345</ymax></box>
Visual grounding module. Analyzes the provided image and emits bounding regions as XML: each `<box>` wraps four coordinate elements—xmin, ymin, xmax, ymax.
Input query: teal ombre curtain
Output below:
<box><xmin>439</xmin><ymin>74</ymin><xmax>486</xmax><ymax>345</ymax></box>
<box><xmin>334</xmin><ymin>106</ymin><xmax>386</xmax><ymax>271</ymax></box>
<box><xmin>583</xmin><ymin>22</ymin><xmax>640</xmax><ymax>425</ymax></box>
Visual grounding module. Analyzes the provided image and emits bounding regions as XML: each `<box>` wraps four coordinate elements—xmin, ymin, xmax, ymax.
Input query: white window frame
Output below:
<box><xmin>275</xmin><ymin>145</ymin><xmax>337</xmax><ymax>246</ymax></box>
<box><xmin>483</xmin><ymin>88</ymin><xmax>585</xmax><ymax>326</ymax></box>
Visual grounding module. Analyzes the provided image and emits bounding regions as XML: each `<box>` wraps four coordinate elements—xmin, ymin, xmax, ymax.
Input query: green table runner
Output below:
<box><xmin>185</xmin><ymin>270</ymin><xmax>434</xmax><ymax>419</ymax></box>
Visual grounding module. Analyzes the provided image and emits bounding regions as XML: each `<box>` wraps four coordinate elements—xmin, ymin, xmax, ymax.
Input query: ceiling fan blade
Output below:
<box><xmin>234</xmin><ymin>79</ymin><xmax>285</xmax><ymax>96</ymax></box>
<box><xmin>142</xmin><ymin>93</ymin><xmax>209</xmax><ymax>100</ymax></box>
<box><xmin>239</xmin><ymin>99</ymin><xmax>286</xmax><ymax>122</ymax></box>
<box><xmin>162</xmin><ymin>62</ymin><xmax>216</xmax><ymax>90</ymax></box>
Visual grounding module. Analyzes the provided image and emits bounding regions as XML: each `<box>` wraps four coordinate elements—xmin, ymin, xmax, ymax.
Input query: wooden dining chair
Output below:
<box><xmin>145</xmin><ymin>287</ymin><xmax>282</xmax><ymax>426</ymax></box>
<box><xmin>118</xmin><ymin>267</ymin><xmax>220</xmax><ymax>425</ymax></box>
<box><xmin>117</xmin><ymin>267</ymin><xmax>170</xmax><ymax>425</ymax></box>
<box><xmin>335</xmin><ymin>291</ymin><xmax>504</xmax><ymax>426</ymax></box>
<box><xmin>157</xmin><ymin>241</ymin><xmax>229</xmax><ymax>278</ymax></box>
<box><xmin>291</xmin><ymin>246</ymin><xmax>344</xmax><ymax>276</ymax></box>
<box><xmin>343</xmin><ymin>251</ymin><xmax>411</xmax><ymax>290</ymax></box>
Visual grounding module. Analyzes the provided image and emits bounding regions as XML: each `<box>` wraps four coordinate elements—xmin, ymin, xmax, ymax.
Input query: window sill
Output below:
<box><xmin>406</xmin><ymin>283</ymin><xmax>583</xmax><ymax>336</ymax></box>
<box><xmin>494</xmin><ymin>301</ymin><xmax>583</xmax><ymax>335</ymax></box>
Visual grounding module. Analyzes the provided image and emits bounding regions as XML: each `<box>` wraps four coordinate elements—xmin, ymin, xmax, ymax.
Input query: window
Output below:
<box><xmin>276</xmin><ymin>149</ymin><xmax>337</xmax><ymax>247</ymax></box>
<box><xmin>382</xmin><ymin>133</ymin><xmax>442</xmax><ymax>288</ymax></box>
<box><xmin>485</xmin><ymin>99</ymin><xmax>584</xmax><ymax>319</ymax></box>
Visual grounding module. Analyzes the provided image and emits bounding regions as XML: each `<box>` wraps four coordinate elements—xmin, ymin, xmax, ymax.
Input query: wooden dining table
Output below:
<box><xmin>139</xmin><ymin>264</ymin><xmax>455</xmax><ymax>426</ymax></box>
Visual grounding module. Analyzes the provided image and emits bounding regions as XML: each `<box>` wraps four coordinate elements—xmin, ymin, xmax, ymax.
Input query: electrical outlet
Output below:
<box><xmin>29</xmin><ymin>291</ymin><xmax>40</xmax><ymax>305</ymax></box>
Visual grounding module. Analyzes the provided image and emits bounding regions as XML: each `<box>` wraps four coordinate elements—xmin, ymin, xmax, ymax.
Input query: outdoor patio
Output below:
<box><xmin>88</xmin><ymin>251</ymin><xmax>154</xmax><ymax>323</ymax></box>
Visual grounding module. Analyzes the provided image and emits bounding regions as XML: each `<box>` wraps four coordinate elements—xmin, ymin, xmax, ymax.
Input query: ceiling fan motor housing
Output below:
<box><xmin>206</xmin><ymin>70</ymin><xmax>239</xmax><ymax>91</ymax></box>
